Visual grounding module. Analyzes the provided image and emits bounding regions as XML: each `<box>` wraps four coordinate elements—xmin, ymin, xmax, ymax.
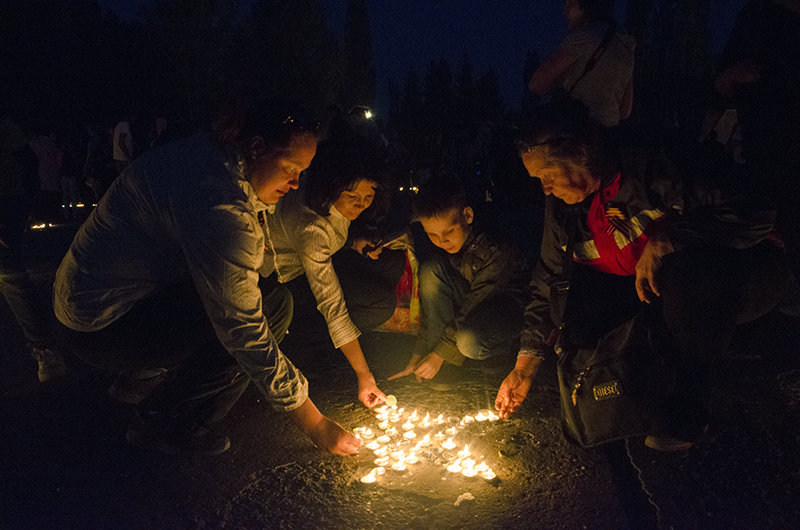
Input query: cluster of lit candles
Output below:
<box><xmin>355</xmin><ymin>396</ymin><xmax>500</xmax><ymax>485</ymax></box>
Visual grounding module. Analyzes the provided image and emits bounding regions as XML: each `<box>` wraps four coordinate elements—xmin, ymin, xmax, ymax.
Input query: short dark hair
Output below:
<box><xmin>304</xmin><ymin>123</ymin><xmax>383</xmax><ymax>217</ymax></box>
<box><xmin>412</xmin><ymin>178</ymin><xmax>469</xmax><ymax>221</ymax></box>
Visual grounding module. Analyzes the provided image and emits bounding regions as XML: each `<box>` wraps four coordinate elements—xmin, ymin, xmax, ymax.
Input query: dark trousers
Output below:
<box><xmin>60</xmin><ymin>277</ymin><xmax>292</xmax><ymax>428</ymax></box>
<box><xmin>417</xmin><ymin>254</ymin><xmax>525</xmax><ymax>362</ymax></box>
<box><xmin>563</xmin><ymin>242</ymin><xmax>792</xmax><ymax>437</ymax></box>
<box><xmin>0</xmin><ymin>194</ymin><xmax>56</xmax><ymax>349</ymax></box>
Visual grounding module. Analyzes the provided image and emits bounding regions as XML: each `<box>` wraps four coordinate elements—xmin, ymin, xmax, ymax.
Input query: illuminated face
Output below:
<box><xmin>419</xmin><ymin>206</ymin><xmax>474</xmax><ymax>254</ymax></box>
<box><xmin>521</xmin><ymin>149</ymin><xmax>599</xmax><ymax>204</ymax></box>
<box><xmin>333</xmin><ymin>179</ymin><xmax>377</xmax><ymax>221</ymax></box>
<box><xmin>249</xmin><ymin>132</ymin><xmax>317</xmax><ymax>204</ymax></box>
<box><xmin>564</xmin><ymin>0</ymin><xmax>585</xmax><ymax>29</ymax></box>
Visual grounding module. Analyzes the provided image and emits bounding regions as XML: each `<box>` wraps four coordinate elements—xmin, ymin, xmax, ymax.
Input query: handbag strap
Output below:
<box><xmin>566</xmin><ymin>22</ymin><xmax>618</xmax><ymax>95</ymax></box>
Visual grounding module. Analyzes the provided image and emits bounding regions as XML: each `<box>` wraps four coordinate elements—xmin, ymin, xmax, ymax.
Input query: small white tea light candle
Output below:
<box><xmin>419</xmin><ymin>434</ymin><xmax>431</xmax><ymax>446</ymax></box>
<box><xmin>458</xmin><ymin>444</ymin><xmax>471</xmax><ymax>458</ymax></box>
<box><xmin>442</xmin><ymin>438</ymin><xmax>456</xmax><ymax>450</ymax></box>
<box><xmin>435</xmin><ymin>414</ymin><xmax>445</xmax><ymax>424</ymax></box>
<box><xmin>373</xmin><ymin>446</ymin><xmax>388</xmax><ymax>456</ymax></box>
<box><xmin>447</xmin><ymin>459</ymin><xmax>463</xmax><ymax>473</ymax></box>
<box><xmin>377</xmin><ymin>421</ymin><xmax>389</xmax><ymax>430</ymax></box>
<box><xmin>420</xmin><ymin>413</ymin><xmax>432</xmax><ymax>428</ymax></box>
<box><xmin>462</xmin><ymin>415</ymin><xmax>475</xmax><ymax>425</ymax></box>
<box><xmin>405</xmin><ymin>453</ymin><xmax>419</xmax><ymax>464</ymax></box>
<box><xmin>475</xmin><ymin>411</ymin><xmax>488</xmax><ymax>422</ymax></box>
<box><xmin>360</xmin><ymin>472</ymin><xmax>377</xmax><ymax>484</ymax></box>
<box><xmin>377</xmin><ymin>435</ymin><xmax>391</xmax><ymax>444</ymax></box>
<box><xmin>403</xmin><ymin>430</ymin><xmax>417</xmax><ymax>440</ymax></box>
<box><xmin>373</xmin><ymin>466</ymin><xmax>386</xmax><ymax>476</ymax></box>
<box><xmin>487</xmin><ymin>410</ymin><xmax>500</xmax><ymax>422</ymax></box>
<box><xmin>433</xmin><ymin>431</ymin><xmax>446</xmax><ymax>441</ymax></box>
<box><xmin>461</xmin><ymin>459</ymin><xmax>478</xmax><ymax>478</ymax></box>
<box><xmin>374</xmin><ymin>456</ymin><xmax>390</xmax><ymax>466</ymax></box>
<box><xmin>481</xmin><ymin>469</ymin><xmax>497</xmax><ymax>480</ymax></box>
<box><xmin>365</xmin><ymin>440</ymin><xmax>380</xmax><ymax>451</ymax></box>
<box><xmin>385</xmin><ymin>427</ymin><xmax>398</xmax><ymax>436</ymax></box>
<box><xmin>402</xmin><ymin>420</ymin><xmax>415</xmax><ymax>431</ymax></box>
<box><xmin>391</xmin><ymin>460</ymin><xmax>407</xmax><ymax>471</ymax></box>
<box><xmin>361</xmin><ymin>428</ymin><xmax>375</xmax><ymax>439</ymax></box>
<box><xmin>475</xmin><ymin>461</ymin><xmax>489</xmax><ymax>473</ymax></box>
<box><xmin>391</xmin><ymin>450</ymin><xmax>405</xmax><ymax>461</ymax></box>
<box><xmin>445</xmin><ymin>427</ymin><xmax>458</xmax><ymax>436</ymax></box>
<box><xmin>409</xmin><ymin>409</ymin><xmax>418</xmax><ymax>420</ymax></box>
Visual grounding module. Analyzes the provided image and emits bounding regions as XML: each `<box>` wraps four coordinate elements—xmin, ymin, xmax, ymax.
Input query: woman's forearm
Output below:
<box><xmin>339</xmin><ymin>338</ymin><xmax>372</xmax><ymax>377</ymax></box>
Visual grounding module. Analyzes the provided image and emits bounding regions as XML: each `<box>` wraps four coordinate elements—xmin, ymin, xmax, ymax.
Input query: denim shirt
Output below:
<box><xmin>54</xmin><ymin>133</ymin><xmax>308</xmax><ymax>412</ymax></box>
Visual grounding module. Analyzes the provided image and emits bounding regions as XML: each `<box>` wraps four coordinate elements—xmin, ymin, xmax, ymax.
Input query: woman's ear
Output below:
<box><xmin>463</xmin><ymin>206</ymin><xmax>474</xmax><ymax>225</ymax></box>
<box><xmin>247</xmin><ymin>136</ymin><xmax>266</xmax><ymax>160</ymax></box>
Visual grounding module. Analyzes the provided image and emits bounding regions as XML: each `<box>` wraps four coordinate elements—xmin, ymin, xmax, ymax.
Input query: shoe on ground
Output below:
<box><xmin>429</xmin><ymin>363</ymin><xmax>466</xmax><ymax>392</ymax></box>
<box><xmin>125</xmin><ymin>415</ymin><xmax>231</xmax><ymax>456</ymax></box>
<box><xmin>644</xmin><ymin>434</ymin><xmax>693</xmax><ymax>452</ymax></box>
<box><xmin>109</xmin><ymin>368</ymin><xmax>168</xmax><ymax>404</ymax></box>
<box><xmin>31</xmin><ymin>346</ymin><xmax>66</xmax><ymax>382</ymax></box>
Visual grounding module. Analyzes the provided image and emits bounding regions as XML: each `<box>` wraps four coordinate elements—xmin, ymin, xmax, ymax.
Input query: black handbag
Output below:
<box><xmin>556</xmin><ymin>304</ymin><xmax>675</xmax><ymax>448</ymax></box>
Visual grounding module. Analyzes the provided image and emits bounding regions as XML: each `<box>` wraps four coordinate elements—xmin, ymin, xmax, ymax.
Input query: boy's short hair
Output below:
<box><xmin>412</xmin><ymin>178</ymin><xmax>469</xmax><ymax>221</ymax></box>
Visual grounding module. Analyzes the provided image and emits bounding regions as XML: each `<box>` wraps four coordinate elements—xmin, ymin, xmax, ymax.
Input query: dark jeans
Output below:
<box><xmin>60</xmin><ymin>277</ymin><xmax>292</xmax><ymax>428</ymax></box>
<box><xmin>417</xmin><ymin>254</ymin><xmax>525</xmax><ymax>362</ymax></box>
<box><xmin>0</xmin><ymin>194</ymin><xmax>56</xmax><ymax>349</ymax></box>
<box><xmin>563</xmin><ymin>242</ymin><xmax>792</xmax><ymax>437</ymax></box>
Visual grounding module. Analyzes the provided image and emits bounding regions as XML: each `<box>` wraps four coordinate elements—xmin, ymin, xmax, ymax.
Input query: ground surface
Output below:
<box><xmin>2</xmin><ymin>221</ymin><xmax>800</xmax><ymax>529</ymax></box>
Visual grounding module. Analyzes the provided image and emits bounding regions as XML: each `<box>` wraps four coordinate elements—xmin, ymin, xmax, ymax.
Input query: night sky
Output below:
<box><xmin>102</xmin><ymin>0</ymin><xmax>748</xmax><ymax>112</ymax></box>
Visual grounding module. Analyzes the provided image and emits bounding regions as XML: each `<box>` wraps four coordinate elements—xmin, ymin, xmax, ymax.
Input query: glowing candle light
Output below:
<box><xmin>391</xmin><ymin>450</ymin><xmax>405</xmax><ymax>460</ymax></box>
<box><xmin>403</xmin><ymin>430</ymin><xmax>417</xmax><ymax>440</ymax></box>
<box><xmin>378</xmin><ymin>421</ymin><xmax>389</xmax><ymax>430</ymax></box>
<box><xmin>433</xmin><ymin>431</ymin><xmax>446</xmax><ymax>441</ymax></box>
<box><xmin>365</xmin><ymin>440</ymin><xmax>380</xmax><ymax>451</ymax></box>
<box><xmin>409</xmin><ymin>409</ymin><xmax>418</xmax><ymax>420</ymax></box>
<box><xmin>373</xmin><ymin>466</ymin><xmax>386</xmax><ymax>476</ymax></box>
<box><xmin>374</xmin><ymin>446</ymin><xmax>388</xmax><ymax>456</ymax></box>
<box><xmin>402</xmin><ymin>420</ymin><xmax>414</xmax><ymax>431</ymax></box>
<box><xmin>475</xmin><ymin>411</ymin><xmax>488</xmax><ymax>422</ymax></box>
<box><xmin>420</xmin><ymin>413</ymin><xmax>431</xmax><ymax>428</ymax></box>
<box><xmin>374</xmin><ymin>456</ymin><xmax>389</xmax><ymax>466</ymax></box>
<box><xmin>435</xmin><ymin>414</ymin><xmax>445</xmax><ymax>424</ymax></box>
<box><xmin>475</xmin><ymin>461</ymin><xmax>489</xmax><ymax>473</ymax></box>
<box><xmin>405</xmin><ymin>454</ymin><xmax>419</xmax><ymax>464</ymax></box>
<box><xmin>391</xmin><ymin>460</ymin><xmax>407</xmax><ymax>471</ymax></box>
<box><xmin>390</xmin><ymin>415</ymin><xmax>401</xmax><ymax>423</ymax></box>
<box><xmin>481</xmin><ymin>469</ymin><xmax>497</xmax><ymax>480</ymax></box>
<box><xmin>446</xmin><ymin>427</ymin><xmax>458</xmax><ymax>436</ymax></box>
<box><xmin>462</xmin><ymin>415</ymin><xmax>475</xmax><ymax>425</ymax></box>
<box><xmin>361</xmin><ymin>428</ymin><xmax>375</xmax><ymax>439</ymax></box>
<box><xmin>420</xmin><ymin>434</ymin><xmax>431</xmax><ymax>446</ymax></box>
<box><xmin>447</xmin><ymin>459</ymin><xmax>463</xmax><ymax>473</ymax></box>
<box><xmin>487</xmin><ymin>410</ymin><xmax>500</xmax><ymax>422</ymax></box>
<box><xmin>360</xmin><ymin>472</ymin><xmax>377</xmax><ymax>484</ymax></box>
<box><xmin>461</xmin><ymin>459</ymin><xmax>477</xmax><ymax>477</ymax></box>
<box><xmin>385</xmin><ymin>427</ymin><xmax>398</xmax><ymax>436</ymax></box>
<box><xmin>377</xmin><ymin>435</ymin><xmax>391</xmax><ymax>444</ymax></box>
<box><xmin>442</xmin><ymin>438</ymin><xmax>456</xmax><ymax>450</ymax></box>
<box><xmin>458</xmin><ymin>444</ymin><xmax>471</xmax><ymax>458</ymax></box>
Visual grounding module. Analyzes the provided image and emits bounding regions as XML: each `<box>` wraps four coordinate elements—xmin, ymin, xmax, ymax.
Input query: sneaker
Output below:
<box><xmin>125</xmin><ymin>415</ymin><xmax>231</xmax><ymax>456</ymax></box>
<box><xmin>644</xmin><ymin>435</ymin><xmax>693</xmax><ymax>452</ymax></box>
<box><xmin>31</xmin><ymin>347</ymin><xmax>66</xmax><ymax>382</ymax></box>
<box><xmin>109</xmin><ymin>368</ymin><xmax>168</xmax><ymax>404</ymax></box>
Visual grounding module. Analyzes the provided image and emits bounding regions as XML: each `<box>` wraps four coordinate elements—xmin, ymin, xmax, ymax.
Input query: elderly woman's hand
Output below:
<box><xmin>635</xmin><ymin>237</ymin><xmax>675</xmax><ymax>303</ymax></box>
<box><xmin>350</xmin><ymin>238</ymin><xmax>383</xmax><ymax>260</ymax></box>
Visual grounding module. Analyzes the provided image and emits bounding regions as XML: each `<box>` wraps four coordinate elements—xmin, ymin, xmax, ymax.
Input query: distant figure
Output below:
<box><xmin>82</xmin><ymin>123</ymin><xmax>112</xmax><ymax>202</ymax></box>
<box><xmin>28</xmin><ymin>127</ymin><xmax>63</xmax><ymax>223</ymax></box>
<box><xmin>714</xmin><ymin>0</ymin><xmax>800</xmax><ymax>280</ymax></box>
<box><xmin>149</xmin><ymin>116</ymin><xmax>171</xmax><ymax>150</ymax></box>
<box><xmin>529</xmin><ymin>0</ymin><xmax>635</xmax><ymax>127</ymax></box>
<box><xmin>0</xmin><ymin>116</ymin><xmax>66</xmax><ymax>381</ymax></box>
<box><xmin>112</xmin><ymin>113</ymin><xmax>135</xmax><ymax>174</ymax></box>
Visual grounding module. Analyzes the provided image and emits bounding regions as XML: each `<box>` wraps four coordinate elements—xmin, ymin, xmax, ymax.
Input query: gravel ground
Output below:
<box><xmin>1</xmin><ymin>223</ymin><xmax>799</xmax><ymax>529</ymax></box>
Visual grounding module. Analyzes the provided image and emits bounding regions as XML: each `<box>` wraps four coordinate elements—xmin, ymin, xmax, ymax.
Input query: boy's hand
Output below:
<box><xmin>387</xmin><ymin>354</ymin><xmax>422</xmax><ymax>380</ymax></box>
<box><xmin>413</xmin><ymin>352</ymin><xmax>444</xmax><ymax>382</ymax></box>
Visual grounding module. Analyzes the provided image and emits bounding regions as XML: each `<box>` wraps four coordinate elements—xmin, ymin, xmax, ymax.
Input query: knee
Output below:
<box><xmin>455</xmin><ymin>328</ymin><xmax>490</xmax><ymax>360</ymax></box>
<box><xmin>419</xmin><ymin>259</ymin><xmax>447</xmax><ymax>298</ymax></box>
